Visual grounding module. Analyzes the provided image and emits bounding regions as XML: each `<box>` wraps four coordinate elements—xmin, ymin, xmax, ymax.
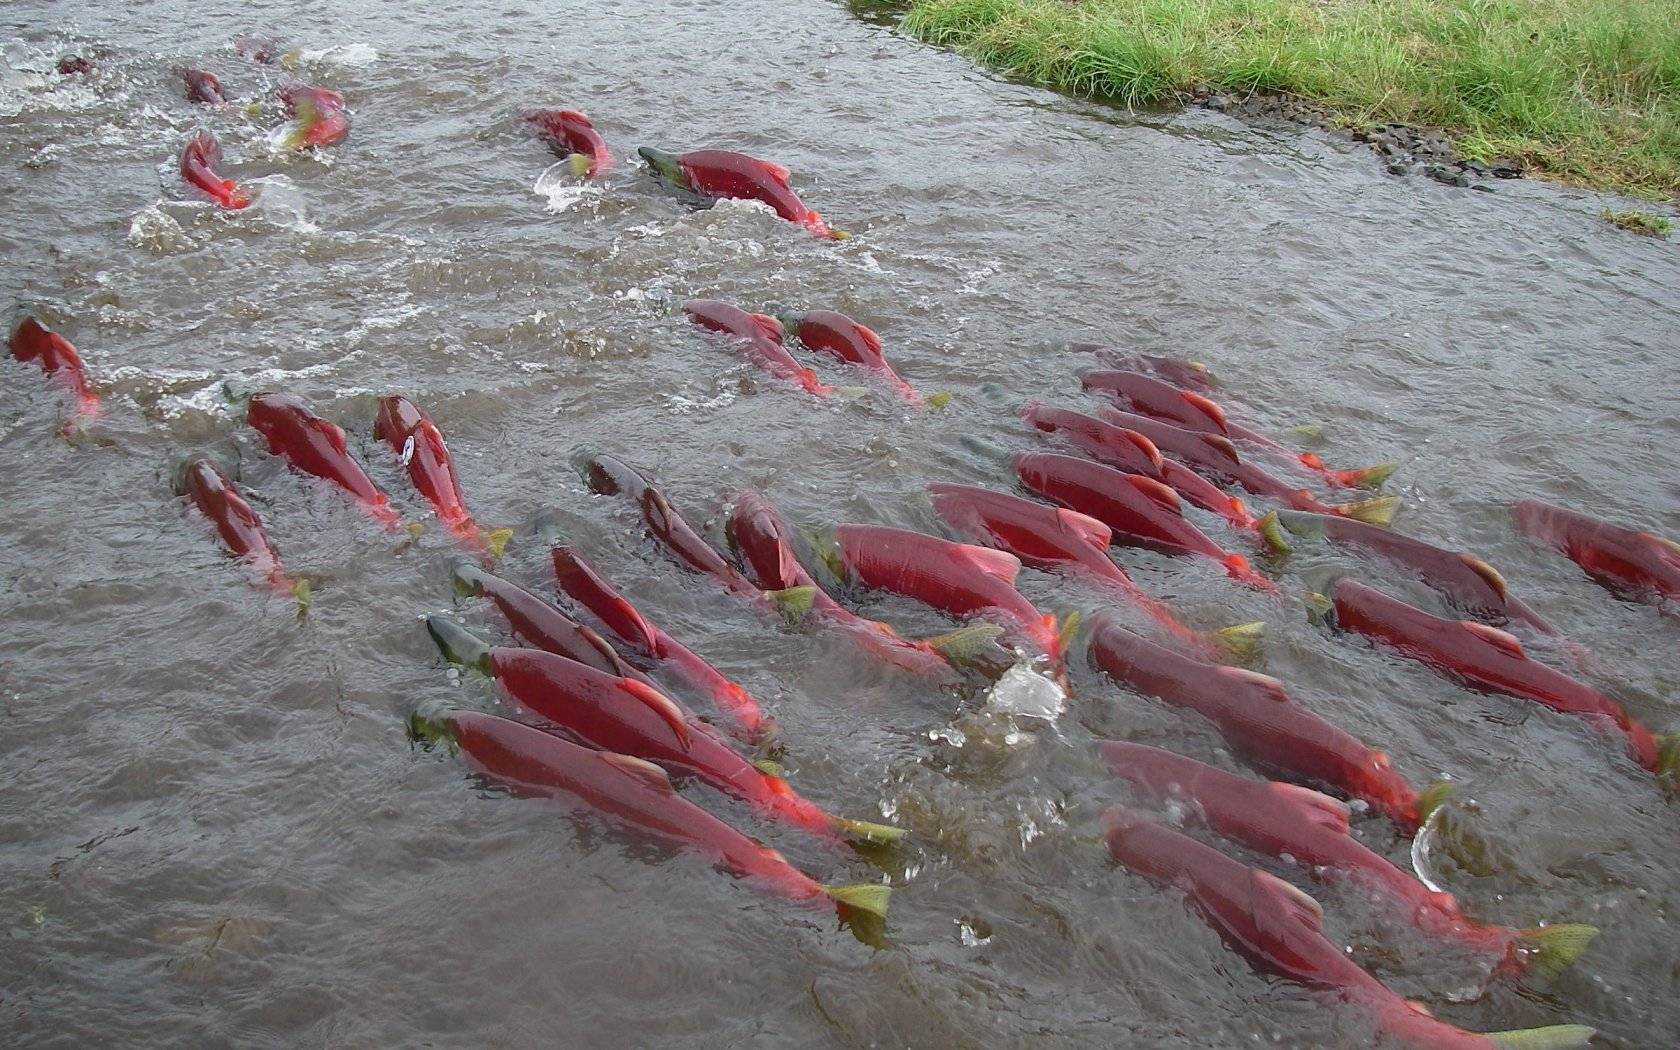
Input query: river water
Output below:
<box><xmin>3</xmin><ymin>1</ymin><xmax>1678</xmax><ymax>1047</ymax></box>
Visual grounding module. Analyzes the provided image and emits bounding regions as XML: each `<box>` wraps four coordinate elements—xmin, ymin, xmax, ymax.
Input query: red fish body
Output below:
<box><xmin>578</xmin><ymin>452</ymin><xmax>760</xmax><ymax>598</ymax></box>
<box><xmin>927</xmin><ymin>482</ymin><xmax>1215</xmax><ymax>653</ymax></box>
<box><xmin>277</xmin><ymin>84</ymin><xmax>350</xmax><ymax>148</ymax></box>
<box><xmin>782</xmin><ymin>310</ymin><xmax>921</xmax><ymax>404</ymax></box>
<box><xmin>180</xmin><ymin>130</ymin><xmax>251</xmax><ymax>209</ymax></box>
<box><xmin>1014</xmin><ymin>451</ymin><xmax>1272</xmax><ymax>590</ymax></box>
<box><xmin>421</xmin><ymin>712</ymin><xmax>872</xmax><ymax>911</ymax></box>
<box><xmin>1099</xmin><ymin>742</ymin><xmax>1587</xmax><ymax>979</ymax></box>
<box><xmin>1089</xmin><ymin>616</ymin><xmax>1427</xmax><ymax>831</ymax></box>
<box><xmin>727</xmin><ymin>492</ymin><xmax>959</xmax><ymax>680</ymax></box>
<box><xmin>1021</xmin><ymin>403</ymin><xmax>1254</xmax><ymax>528</ymax></box>
<box><xmin>682</xmin><ymin>299</ymin><xmax>830</xmax><ymax>397</ymax></box>
<box><xmin>177</xmin><ymin>67</ymin><xmax>226</xmax><ymax>104</ymax></box>
<box><xmin>1072</xmin><ymin>345</ymin><xmax>1214</xmax><ymax>391</ymax></box>
<box><xmin>177</xmin><ymin>456</ymin><xmax>294</xmax><ymax>592</ymax></box>
<box><xmin>1266</xmin><ymin>510</ymin><xmax>1552</xmax><ymax>632</ymax></box>
<box><xmin>8</xmin><ymin>316</ymin><xmax>100</xmax><ymax>427</ymax></box>
<box><xmin>373</xmin><ymin>395</ymin><xmax>477</xmax><ymax>542</ymax></box>
<box><xmin>1513</xmin><ymin>499</ymin><xmax>1680</xmax><ymax>605</ymax></box>
<box><xmin>1092</xmin><ymin>406</ymin><xmax>1392</xmax><ymax>523</ymax></box>
<box><xmin>246</xmin><ymin>393</ymin><xmax>399</xmax><ymax>528</ymax></box>
<box><xmin>1083</xmin><ymin>370</ymin><xmax>1391</xmax><ymax>488</ymax></box>
<box><xmin>520</xmin><ymin>108</ymin><xmax>611</xmax><ymax>176</ymax></box>
<box><xmin>56</xmin><ymin>56</ymin><xmax>94</xmax><ymax>75</ymax></box>
<box><xmin>1103</xmin><ymin>808</ymin><xmax>1593</xmax><ymax>1050</ymax></box>
<box><xmin>640</xmin><ymin>147</ymin><xmax>838</xmax><ymax>238</ymax></box>
<box><xmin>1327</xmin><ymin>579</ymin><xmax>1667</xmax><ymax>774</ymax></box>
<box><xmin>551</xmin><ymin>545</ymin><xmax>770</xmax><ymax>739</ymax></box>
<box><xmin>452</xmin><ymin>563</ymin><xmax>653</xmax><ymax>684</ymax></box>
<box><xmin>830</xmin><ymin>523</ymin><xmax>1062</xmax><ymax>662</ymax></box>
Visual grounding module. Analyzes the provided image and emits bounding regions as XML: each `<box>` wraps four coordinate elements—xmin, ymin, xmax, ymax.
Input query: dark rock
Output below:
<box><xmin>1490</xmin><ymin>163</ymin><xmax>1523</xmax><ymax>179</ymax></box>
<box><xmin>1386</xmin><ymin>161</ymin><xmax>1410</xmax><ymax>176</ymax></box>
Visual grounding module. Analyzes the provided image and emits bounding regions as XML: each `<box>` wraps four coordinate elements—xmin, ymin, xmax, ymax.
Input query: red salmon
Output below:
<box><xmin>176</xmin><ymin>455</ymin><xmax>298</xmax><ymax>596</ymax></box>
<box><xmin>373</xmin><ymin>395</ymin><xmax>481</xmax><ymax>545</ymax></box>
<box><xmin>277</xmin><ymin>84</ymin><xmax>350</xmax><ymax>148</ymax></box>
<box><xmin>1071</xmin><ymin>344</ymin><xmax>1214</xmax><ymax>390</ymax></box>
<box><xmin>177</xmin><ymin>67</ymin><xmax>225</xmax><ymax>104</ymax></box>
<box><xmin>450</xmin><ymin>562</ymin><xmax>653</xmax><ymax>684</ymax></box>
<box><xmin>683</xmin><ymin>299</ymin><xmax>831</xmax><ymax>397</ymax></box>
<box><xmin>180</xmin><ymin>130</ymin><xmax>251</xmax><ymax>209</ymax></box>
<box><xmin>520</xmin><ymin>108</ymin><xmax>611</xmax><ymax>176</ymax></box>
<box><xmin>639</xmin><ymin>147</ymin><xmax>842</xmax><ymax>238</ymax></box>
<box><xmin>246</xmin><ymin>393</ymin><xmax>399</xmax><ymax>529</ymax></box>
<box><xmin>1513</xmin><ymin>499</ymin><xmax>1680</xmax><ymax>606</ymax></box>
<box><xmin>780</xmin><ymin>310</ymin><xmax>924</xmax><ymax>404</ymax></box>
<box><xmin>8</xmin><ymin>316</ymin><xmax>100</xmax><ymax>429</ymax></box>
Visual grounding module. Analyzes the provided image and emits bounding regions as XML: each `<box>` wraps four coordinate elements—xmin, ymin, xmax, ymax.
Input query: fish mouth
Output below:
<box><xmin>636</xmin><ymin>147</ymin><xmax>691</xmax><ymax>191</ymax></box>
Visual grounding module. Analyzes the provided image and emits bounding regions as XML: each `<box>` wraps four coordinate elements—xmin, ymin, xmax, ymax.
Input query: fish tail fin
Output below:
<box><xmin>566</xmin><ymin>152</ymin><xmax>592</xmax><ymax>177</ymax></box>
<box><xmin>1518</xmin><ymin>924</ymin><xmax>1599</xmax><ymax>980</ymax></box>
<box><xmin>1414</xmin><ymin>781</ymin><xmax>1454</xmax><ymax>826</ymax></box>
<box><xmin>284</xmin><ymin>95</ymin><xmax>319</xmax><ymax>149</ymax></box>
<box><xmin>1213</xmin><ymin>621</ymin><xmax>1265</xmax><ymax>661</ymax></box>
<box><xmin>1053</xmin><ymin>611</ymin><xmax>1081</xmax><ymax>658</ymax></box>
<box><xmin>1257</xmin><ymin>510</ymin><xmax>1291</xmax><ymax>555</ymax></box>
<box><xmin>291</xmin><ymin>577</ymin><xmax>312</xmax><ymax>621</ymax></box>
<box><xmin>919</xmin><ymin>623</ymin><xmax>1005</xmax><ymax>666</ymax></box>
<box><xmin>481</xmin><ymin>527</ymin><xmax>513</xmax><ymax>559</ymax></box>
<box><xmin>405</xmin><ymin>709</ymin><xmax>459</xmax><ymax>752</ymax></box>
<box><xmin>1483</xmin><ymin>1024</ymin><xmax>1596</xmax><ymax>1049</ymax></box>
<box><xmin>764</xmin><ymin>584</ymin><xmax>818</xmax><ymax>621</ymax></box>
<box><xmin>1655</xmin><ymin>733</ymin><xmax>1680</xmax><ymax>780</ymax></box>
<box><xmin>1333</xmin><ymin>495</ymin><xmax>1400</xmax><ymax>526</ymax></box>
<box><xmin>926</xmin><ymin>391</ymin><xmax>952</xmax><ymax>409</ymax></box>
<box><xmin>1289</xmin><ymin>423</ymin><xmax>1322</xmax><ymax>440</ymax></box>
<box><xmin>1329</xmin><ymin>462</ymin><xmax>1398</xmax><ymax>489</ymax></box>
<box><xmin>425</xmin><ymin>615</ymin><xmax>493</xmax><ymax>675</ymax></box>
<box><xmin>823</xmin><ymin>883</ymin><xmax>890</xmax><ymax>920</ymax></box>
<box><xmin>830</xmin><ymin>817</ymin><xmax>908</xmax><ymax>844</ymax></box>
<box><xmin>1304</xmin><ymin>591</ymin><xmax>1335</xmax><ymax>626</ymax></box>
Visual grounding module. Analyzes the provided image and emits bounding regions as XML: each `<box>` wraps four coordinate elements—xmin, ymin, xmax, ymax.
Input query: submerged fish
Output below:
<box><xmin>1322</xmin><ymin>579</ymin><xmax>1675</xmax><ymax>777</ymax></box>
<box><xmin>682</xmin><ymin>299</ymin><xmax>830</xmax><ymax>397</ymax></box>
<box><xmin>927</xmin><ymin>482</ymin><xmax>1255</xmax><ymax>659</ymax></box>
<box><xmin>246</xmin><ymin>393</ymin><xmax>399</xmax><ymax>529</ymax></box>
<box><xmin>551</xmin><ymin>544</ymin><xmax>772</xmax><ymax>740</ymax></box>
<box><xmin>1103</xmin><ymin>806</ymin><xmax>1594</xmax><ymax>1050</ymax></box>
<box><xmin>726</xmin><ymin>491</ymin><xmax>972</xmax><ymax>680</ymax></box>
<box><xmin>1082</xmin><ymin>369</ymin><xmax>1396</xmax><ymax>489</ymax></box>
<box><xmin>374</xmin><ymin>395</ymin><xmax>497</xmax><ymax>549</ymax></box>
<box><xmin>779</xmin><ymin>309</ymin><xmax>928</xmax><ymax>405</ymax></box>
<box><xmin>409</xmin><ymin>710</ymin><xmax>890</xmax><ymax>919</ymax></box>
<box><xmin>56</xmin><ymin>56</ymin><xmax>94</xmax><ymax>75</ymax></box>
<box><xmin>638</xmin><ymin>147</ymin><xmax>843</xmax><ymax>239</ymax></box>
<box><xmin>175</xmin><ymin>455</ymin><xmax>306</xmax><ymax>605</ymax></box>
<box><xmin>1513</xmin><ymin>499</ymin><xmax>1680</xmax><ymax>607</ymax></box>
<box><xmin>1091</xmin><ymin>405</ymin><xmax>1396</xmax><ymax>524</ymax></box>
<box><xmin>1089</xmin><ymin>615</ymin><xmax>1439</xmax><ymax>832</ymax></box>
<box><xmin>180</xmin><ymin>130</ymin><xmax>251</xmax><ymax>209</ymax></box>
<box><xmin>277</xmin><ymin>84</ymin><xmax>350</xmax><ymax>148</ymax></box>
<box><xmin>520</xmin><ymin>108</ymin><xmax>611</xmax><ymax>176</ymax></box>
<box><xmin>1014</xmin><ymin>451</ymin><xmax>1274</xmax><ymax>590</ymax></box>
<box><xmin>1071</xmin><ymin>344</ymin><xmax>1214</xmax><ymax>391</ymax></box>
<box><xmin>1262</xmin><ymin>509</ymin><xmax>1553</xmax><ymax>633</ymax></box>
<box><xmin>1021</xmin><ymin>402</ymin><xmax>1255</xmax><ymax>529</ymax></box>
<box><xmin>426</xmin><ymin>619</ymin><xmax>902</xmax><ymax>843</ymax></box>
<box><xmin>8</xmin><ymin>315</ymin><xmax>100</xmax><ymax>429</ymax></box>
<box><xmin>1099</xmin><ymin>741</ymin><xmax>1595</xmax><ymax>982</ymax></box>
<box><xmin>177</xmin><ymin>67</ymin><xmax>226</xmax><ymax>105</ymax></box>
<box><xmin>451</xmin><ymin>561</ymin><xmax>651</xmax><ymax>684</ymax></box>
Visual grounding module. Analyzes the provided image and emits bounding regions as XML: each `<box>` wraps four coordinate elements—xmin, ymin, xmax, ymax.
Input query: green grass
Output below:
<box><xmin>901</xmin><ymin>0</ymin><xmax>1680</xmax><ymax>200</ymax></box>
<box><xmin>1601</xmin><ymin>207</ymin><xmax>1674</xmax><ymax>234</ymax></box>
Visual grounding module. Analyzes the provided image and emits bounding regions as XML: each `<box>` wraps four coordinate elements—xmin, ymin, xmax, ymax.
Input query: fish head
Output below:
<box><xmin>637</xmin><ymin>147</ymin><xmax>692</xmax><ymax>191</ymax></box>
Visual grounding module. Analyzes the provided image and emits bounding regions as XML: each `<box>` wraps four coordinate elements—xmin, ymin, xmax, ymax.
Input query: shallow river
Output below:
<box><xmin>3</xmin><ymin>1</ymin><xmax>1678</xmax><ymax>1047</ymax></box>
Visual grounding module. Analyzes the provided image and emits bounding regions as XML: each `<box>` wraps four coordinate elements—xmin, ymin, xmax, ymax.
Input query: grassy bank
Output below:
<box><xmin>901</xmin><ymin>0</ymin><xmax>1680</xmax><ymax>199</ymax></box>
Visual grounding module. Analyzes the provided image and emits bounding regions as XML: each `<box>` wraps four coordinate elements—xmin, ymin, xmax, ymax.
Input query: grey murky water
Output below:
<box><xmin>3</xmin><ymin>2</ymin><xmax>1678</xmax><ymax>1047</ymax></box>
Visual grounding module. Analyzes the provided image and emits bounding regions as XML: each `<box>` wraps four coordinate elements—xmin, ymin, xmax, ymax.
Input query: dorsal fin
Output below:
<box><xmin>1459</xmin><ymin>554</ymin><xmax>1509</xmax><ymax>599</ymax></box>
<box><xmin>1055</xmin><ymin>507</ymin><xmax>1112</xmax><ymax>550</ymax></box>
<box><xmin>313</xmin><ymin>416</ymin><xmax>350</xmax><ymax>454</ymax></box>
<box><xmin>1271</xmin><ymin>782</ymin><xmax>1351</xmax><ymax>833</ymax></box>
<box><xmin>600</xmin><ymin>751</ymin><xmax>676</xmax><ymax>792</ymax></box>
<box><xmin>552</xmin><ymin>547</ymin><xmax>661</xmax><ymax>652</ymax></box>
<box><xmin>558</xmin><ymin>109</ymin><xmax>593</xmax><ymax>127</ymax></box>
<box><xmin>1463</xmin><ymin>620</ymin><xmax>1525</xmax><ymax>657</ymax></box>
<box><xmin>618</xmin><ymin>678</ymin><xmax>693</xmax><ymax>750</ymax></box>
<box><xmin>960</xmin><ymin>543</ymin><xmax>1022</xmax><ymax>583</ymax></box>
<box><xmin>1643</xmin><ymin>532</ymin><xmax>1680</xmax><ymax>562</ymax></box>
<box><xmin>1254</xmin><ymin>870</ymin><xmax>1325</xmax><ymax>931</ymax></box>
<box><xmin>1125</xmin><ymin>475</ymin><xmax>1183</xmax><ymax>514</ymax></box>
<box><xmin>1199</xmin><ymin>433</ymin><xmax>1242</xmax><ymax>465</ymax></box>
<box><xmin>1121</xmin><ymin>429</ymin><xmax>1165</xmax><ymax>473</ymax></box>
<box><xmin>748</xmin><ymin>313</ymin><xmax>785</xmax><ymax>344</ymax></box>
<box><xmin>1181</xmin><ymin>391</ymin><xmax>1229</xmax><ymax>432</ymax></box>
<box><xmin>1219</xmin><ymin>666</ymin><xmax>1290</xmax><ymax>702</ymax></box>
<box><xmin>854</xmin><ymin>322</ymin><xmax>883</xmax><ymax>356</ymax></box>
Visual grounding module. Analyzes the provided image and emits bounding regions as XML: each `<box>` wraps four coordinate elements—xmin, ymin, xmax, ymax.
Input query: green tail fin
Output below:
<box><xmin>1655</xmin><ymin>732</ymin><xmax>1680</xmax><ymax>780</ymax></box>
<box><xmin>1257</xmin><ymin>511</ymin><xmax>1292</xmax><ymax>555</ymax></box>
<box><xmin>425</xmin><ymin>615</ymin><xmax>493</xmax><ymax>676</ymax></box>
<box><xmin>1415</xmin><ymin>781</ymin><xmax>1454</xmax><ymax>826</ymax></box>
<box><xmin>764</xmin><ymin>584</ymin><xmax>817</xmax><ymax>621</ymax></box>
<box><xmin>565</xmin><ymin>152</ymin><xmax>591</xmax><ymax>177</ymax></box>
<box><xmin>449</xmin><ymin>558</ymin><xmax>488</xmax><ymax>598</ymax></box>
<box><xmin>1056</xmin><ymin>611</ymin><xmax>1083</xmax><ymax>653</ymax></box>
<box><xmin>1289</xmin><ymin>423</ymin><xmax>1323</xmax><ymax>440</ymax></box>
<box><xmin>1483</xmin><ymin>1024</ymin><xmax>1596</xmax><ymax>1049</ymax></box>
<box><xmin>1518</xmin><ymin>923</ymin><xmax>1599</xmax><ymax>981</ymax></box>
<box><xmin>920</xmin><ymin>623</ymin><xmax>1005</xmax><ymax>665</ymax></box>
<box><xmin>406</xmin><ymin>521</ymin><xmax>426</xmax><ymax>540</ymax></box>
<box><xmin>1344</xmin><ymin>462</ymin><xmax>1398</xmax><ymax>489</ymax></box>
<box><xmin>483</xmin><ymin>527</ymin><xmax>512</xmax><ymax>559</ymax></box>
<box><xmin>1213</xmin><ymin>621</ymin><xmax>1264</xmax><ymax>661</ymax></box>
<box><xmin>926</xmin><ymin>391</ymin><xmax>952</xmax><ymax>409</ymax></box>
<box><xmin>1336</xmin><ymin>495</ymin><xmax>1399</xmax><ymax>526</ymax></box>
<box><xmin>292</xmin><ymin>578</ymin><xmax>312</xmax><ymax>622</ymax></box>
<box><xmin>828</xmin><ymin>228</ymin><xmax>852</xmax><ymax>242</ymax></box>
<box><xmin>283</xmin><ymin>96</ymin><xmax>319</xmax><ymax>149</ymax></box>
<box><xmin>1303</xmin><ymin>591</ymin><xmax>1334</xmax><ymax>625</ymax></box>
<box><xmin>824</xmin><ymin>882</ymin><xmax>890</xmax><ymax>919</ymax></box>
<box><xmin>751</xmin><ymin>758</ymin><xmax>786</xmax><ymax>779</ymax></box>
<box><xmin>831</xmin><ymin>818</ymin><xmax>908</xmax><ymax>844</ymax></box>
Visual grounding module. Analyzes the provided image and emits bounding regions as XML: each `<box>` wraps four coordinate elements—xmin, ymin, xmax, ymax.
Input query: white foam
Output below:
<box><xmin>982</xmin><ymin>661</ymin><xmax>1066</xmax><ymax>721</ymax></box>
